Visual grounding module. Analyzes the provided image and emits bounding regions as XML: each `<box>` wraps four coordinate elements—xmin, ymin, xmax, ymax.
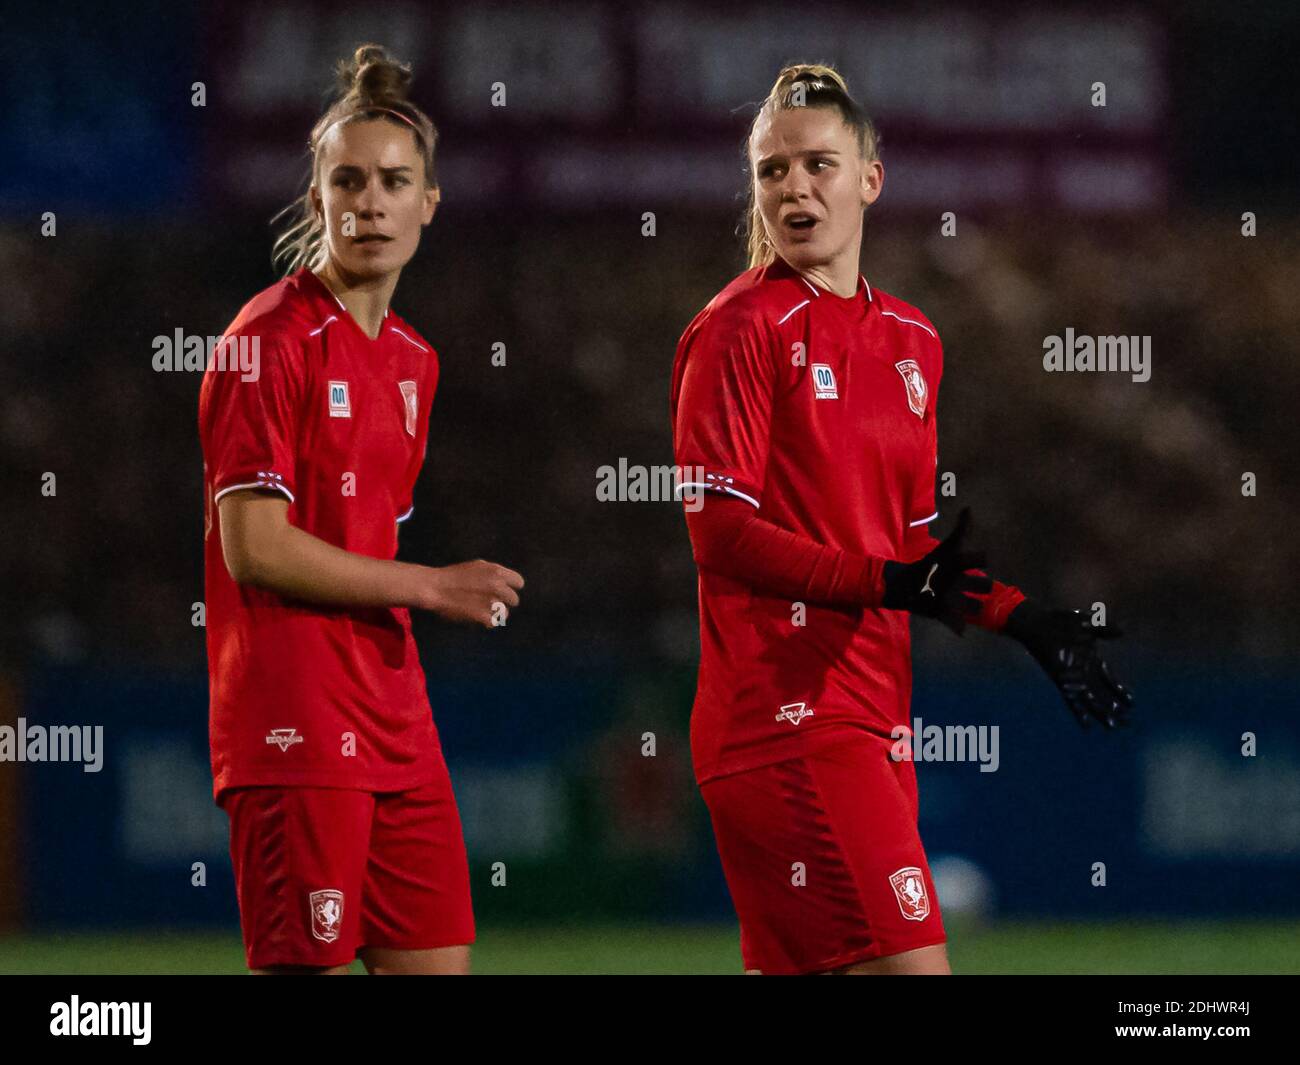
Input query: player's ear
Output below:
<box><xmin>861</xmin><ymin>158</ymin><xmax>883</xmax><ymax>208</ymax></box>
<box><xmin>422</xmin><ymin>185</ymin><xmax>440</xmax><ymax>226</ymax></box>
<box><xmin>309</xmin><ymin>184</ymin><xmax>323</xmax><ymax>221</ymax></box>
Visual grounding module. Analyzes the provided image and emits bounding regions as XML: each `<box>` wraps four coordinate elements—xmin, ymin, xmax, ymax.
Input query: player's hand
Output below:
<box><xmin>419</xmin><ymin>560</ymin><xmax>524</xmax><ymax>629</ymax></box>
<box><xmin>881</xmin><ymin>506</ymin><xmax>992</xmax><ymax>635</ymax></box>
<box><xmin>1004</xmin><ymin>599</ymin><xmax>1135</xmax><ymax>729</ymax></box>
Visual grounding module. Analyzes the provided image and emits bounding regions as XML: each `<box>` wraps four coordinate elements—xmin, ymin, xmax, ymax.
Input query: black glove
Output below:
<box><xmin>1004</xmin><ymin>599</ymin><xmax>1135</xmax><ymax>729</ymax></box>
<box><xmin>882</xmin><ymin>507</ymin><xmax>992</xmax><ymax>636</ymax></box>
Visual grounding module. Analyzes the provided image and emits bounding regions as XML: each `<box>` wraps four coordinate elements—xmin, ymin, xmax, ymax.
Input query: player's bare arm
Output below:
<box><xmin>218</xmin><ymin>489</ymin><xmax>522</xmax><ymax>628</ymax></box>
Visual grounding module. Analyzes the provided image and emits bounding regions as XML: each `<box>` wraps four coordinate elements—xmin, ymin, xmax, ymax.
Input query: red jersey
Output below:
<box><xmin>671</xmin><ymin>257</ymin><xmax>945</xmax><ymax>784</ymax></box>
<box><xmin>199</xmin><ymin>267</ymin><xmax>441</xmax><ymax>800</ymax></box>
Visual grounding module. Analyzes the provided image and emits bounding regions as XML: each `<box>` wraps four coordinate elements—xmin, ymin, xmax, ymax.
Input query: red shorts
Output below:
<box><xmin>700</xmin><ymin>733</ymin><xmax>946</xmax><ymax>974</ymax></box>
<box><xmin>218</xmin><ymin>760</ymin><xmax>474</xmax><ymax>970</ymax></box>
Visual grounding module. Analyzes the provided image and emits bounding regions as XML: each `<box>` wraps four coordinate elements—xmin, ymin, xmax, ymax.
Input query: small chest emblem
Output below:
<box><xmin>328</xmin><ymin>380</ymin><xmax>351</xmax><ymax>418</ymax></box>
<box><xmin>894</xmin><ymin>359</ymin><xmax>927</xmax><ymax>418</ymax></box>
<box><xmin>397</xmin><ymin>380</ymin><xmax>418</xmax><ymax>437</ymax></box>
<box><xmin>811</xmin><ymin>363</ymin><xmax>838</xmax><ymax>400</ymax></box>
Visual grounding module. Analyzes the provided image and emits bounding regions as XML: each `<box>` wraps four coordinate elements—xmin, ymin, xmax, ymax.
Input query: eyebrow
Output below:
<box><xmin>329</xmin><ymin>164</ymin><xmax>415</xmax><ymax>176</ymax></box>
<box><xmin>755</xmin><ymin>148</ymin><xmax>842</xmax><ymax>168</ymax></box>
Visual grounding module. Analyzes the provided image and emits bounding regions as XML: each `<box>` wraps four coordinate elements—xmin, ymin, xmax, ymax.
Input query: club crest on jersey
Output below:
<box><xmin>894</xmin><ymin>360</ymin><xmax>927</xmax><ymax>418</ymax></box>
<box><xmin>265</xmin><ymin>728</ymin><xmax>303</xmax><ymax>752</ymax></box>
<box><xmin>397</xmin><ymin>380</ymin><xmax>418</xmax><ymax>437</ymax></box>
<box><xmin>775</xmin><ymin>701</ymin><xmax>815</xmax><ymax>726</ymax></box>
<box><xmin>889</xmin><ymin>866</ymin><xmax>931</xmax><ymax>921</ymax></box>
<box><xmin>328</xmin><ymin>380</ymin><xmax>351</xmax><ymax>418</ymax></box>
<box><xmin>811</xmin><ymin>363</ymin><xmax>838</xmax><ymax>400</ymax></box>
<box><xmin>309</xmin><ymin>889</ymin><xmax>344</xmax><ymax>942</ymax></box>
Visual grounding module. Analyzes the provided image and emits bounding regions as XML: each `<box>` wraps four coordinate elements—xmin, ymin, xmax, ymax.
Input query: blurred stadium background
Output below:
<box><xmin>1</xmin><ymin>2</ymin><xmax>1298</xmax><ymax>973</ymax></box>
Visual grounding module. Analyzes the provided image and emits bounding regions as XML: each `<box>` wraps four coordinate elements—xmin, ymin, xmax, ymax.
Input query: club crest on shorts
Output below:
<box><xmin>894</xmin><ymin>360</ymin><xmax>927</xmax><ymax>419</ymax></box>
<box><xmin>397</xmin><ymin>380</ymin><xmax>418</xmax><ymax>437</ymax></box>
<box><xmin>889</xmin><ymin>866</ymin><xmax>931</xmax><ymax>921</ymax></box>
<box><xmin>309</xmin><ymin>889</ymin><xmax>344</xmax><ymax>942</ymax></box>
<box><xmin>775</xmin><ymin>701</ymin><xmax>815</xmax><ymax>726</ymax></box>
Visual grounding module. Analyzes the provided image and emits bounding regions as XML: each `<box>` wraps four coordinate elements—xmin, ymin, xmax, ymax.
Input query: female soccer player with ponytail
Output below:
<box><xmin>671</xmin><ymin>64</ymin><xmax>1133</xmax><ymax>975</ymax></box>
<box><xmin>200</xmin><ymin>45</ymin><xmax>523</xmax><ymax>974</ymax></box>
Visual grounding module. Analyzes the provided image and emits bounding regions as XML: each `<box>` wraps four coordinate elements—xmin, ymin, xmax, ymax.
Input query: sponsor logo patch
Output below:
<box><xmin>328</xmin><ymin>380</ymin><xmax>351</xmax><ymax>418</ymax></box>
<box><xmin>812</xmin><ymin>363</ymin><xmax>838</xmax><ymax>400</ymax></box>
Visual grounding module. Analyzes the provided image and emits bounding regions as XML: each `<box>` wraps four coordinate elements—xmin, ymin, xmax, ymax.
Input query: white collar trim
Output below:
<box><xmin>798</xmin><ymin>272</ymin><xmax>873</xmax><ymax>303</ymax></box>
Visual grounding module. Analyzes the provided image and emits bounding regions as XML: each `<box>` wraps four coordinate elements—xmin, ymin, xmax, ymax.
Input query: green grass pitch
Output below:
<box><xmin>1</xmin><ymin>920</ymin><xmax>1296</xmax><ymax>974</ymax></box>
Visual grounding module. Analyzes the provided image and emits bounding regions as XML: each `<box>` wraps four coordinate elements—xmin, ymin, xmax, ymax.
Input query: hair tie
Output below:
<box><xmin>319</xmin><ymin>105</ymin><xmax>423</xmax><ymax>145</ymax></box>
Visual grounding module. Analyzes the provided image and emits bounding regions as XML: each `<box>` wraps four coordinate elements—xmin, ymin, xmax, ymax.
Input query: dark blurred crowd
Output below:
<box><xmin>2</xmin><ymin>211</ymin><xmax>1297</xmax><ymax>673</ymax></box>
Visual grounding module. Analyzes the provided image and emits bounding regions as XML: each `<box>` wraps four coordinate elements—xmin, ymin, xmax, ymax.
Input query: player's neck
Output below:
<box><xmin>798</xmin><ymin>254</ymin><xmax>860</xmax><ymax>299</ymax></box>
<box><xmin>313</xmin><ymin>262</ymin><xmax>397</xmax><ymax>341</ymax></box>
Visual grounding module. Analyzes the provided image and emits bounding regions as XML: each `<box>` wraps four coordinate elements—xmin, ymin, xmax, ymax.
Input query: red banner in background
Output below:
<box><xmin>199</xmin><ymin>2</ymin><xmax>1167</xmax><ymax>212</ymax></box>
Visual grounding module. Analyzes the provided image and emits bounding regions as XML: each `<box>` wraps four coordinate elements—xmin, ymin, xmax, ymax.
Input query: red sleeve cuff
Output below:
<box><xmin>213</xmin><ymin>470</ymin><xmax>295</xmax><ymax>505</ymax></box>
<box><xmin>972</xmin><ymin>579</ymin><xmax>1026</xmax><ymax>632</ymax></box>
<box><xmin>676</xmin><ymin>469</ymin><xmax>762</xmax><ymax>509</ymax></box>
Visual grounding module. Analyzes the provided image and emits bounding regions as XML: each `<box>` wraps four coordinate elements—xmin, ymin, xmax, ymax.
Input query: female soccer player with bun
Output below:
<box><xmin>671</xmin><ymin>64</ymin><xmax>1133</xmax><ymax>975</ymax></box>
<box><xmin>199</xmin><ymin>45</ymin><xmax>523</xmax><ymax>975</ymax></box>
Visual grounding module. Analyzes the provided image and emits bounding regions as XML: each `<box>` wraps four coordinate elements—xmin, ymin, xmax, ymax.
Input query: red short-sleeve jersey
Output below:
<box><xmin>671</xmin><ymin>257</ymin><xmax>945</xmax><ymax>784</ymax></box>
<box><xmin>199</xmin><ymin>267</ymin><xmax>441</xmax><ymax>799</ymax></box>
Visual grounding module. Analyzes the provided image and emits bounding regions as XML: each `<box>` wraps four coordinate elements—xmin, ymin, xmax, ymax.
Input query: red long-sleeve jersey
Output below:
<box><xmin>671</xmin><ymin>257</ymin><xmax>1022</xmax><ymax>784</ymax></box>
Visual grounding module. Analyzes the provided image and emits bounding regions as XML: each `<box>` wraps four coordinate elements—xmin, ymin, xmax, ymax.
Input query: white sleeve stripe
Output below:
<box><xmin>214</xmin><ymin>480</ymin><xmax>296</xmax><ymax>505</ymax></box>
<box><xmin>676</xmin><ymin>482</ymin><xmax>760</xmax><ymax>509</ymax></box>
<box><xmin>909</xmin><ymin>510</ymin><xmax>939</xmax><ymax>526</ymax></box>
<box><xmin>390</xmin><ymin>327</ymin><xmax>429</xmax><ymax>352</ymax></box>
<box><xmin>881</xmin><ymin>309</ymin><xmax>937</xmax><ymax>339</ymax></box>
<box><xmin>396</xmin><ymin>505</ymin><xmax>415</xmax><ymax>523</ymax></box>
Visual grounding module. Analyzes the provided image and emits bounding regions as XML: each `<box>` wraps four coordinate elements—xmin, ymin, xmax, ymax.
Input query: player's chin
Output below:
<box><xmin>775</xmin><ymin>237</ymin><xmax>825</xmax><ymax>270</ymax></box>
<box><xmin>339</xmin><ymin>241</ymin><xmax>415</xmax><ymax>279</ymax></box>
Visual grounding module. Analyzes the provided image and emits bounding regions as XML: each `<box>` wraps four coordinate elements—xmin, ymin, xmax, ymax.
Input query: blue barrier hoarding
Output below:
<box><xmin>13</xmin><ymin>651</ymin><xmax>1300</xmax><ymax>927</ymax></box>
